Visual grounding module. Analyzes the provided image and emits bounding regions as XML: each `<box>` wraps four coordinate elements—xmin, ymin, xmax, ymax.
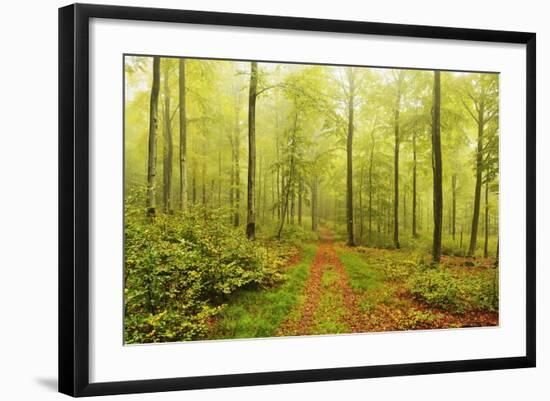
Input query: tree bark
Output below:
<box><xmin>277</xmin><ymin>108</ymin><xmax>298</xmax><ymax>238</ymax></box>
<box><xmin>311</xmin><ymin>176</ymin><xmax>318</xmax><ymax>231</ymax></box>
<box><xmin>246</xmin><ymin>62</ymin><xmax>258</xmax><ymax>239</ymax></box>
<box><xmin>368</xmin><ymin>137</ymin><xmax>374</xmax><ymax>244</ymax></box>
<box><xmin>393</xmin><ymin>76</ymin><xmax>402</xmax><ymax>249</ymax></box>
<box><xmin>431</xmin><ymin>70</ymin><xmax>443</xmax><ymax>263</ymax></box>
<box><xmin>452</xmin><ymin>174</ymin><xmax>457</xmax><ymax>241</ymax></box>
<box><xmin>359</xmin><ymin>162</ymin><xmax>365</xmax><ymax>244</ymax></box>
<box><xmin>484</xmin><ymin>177</ymin><xmax>489</xmax><ymax>258</ymax></box>
<box><xmin>178</xmin><ymin>59</ymin><xmax>187</xmax><ymax>212</ymax></box>
<box><xmin>412</xmin><ymin>130</ymin><xmax>417</xmax><ymax>238</ymax></box>
<box><xmin>298</xmin><ymin>176</ymin><xmax>303</xmax><ymax>226</ymax></box>
<box><xmin>146</xmin><ymin>57</ymin><xmax>161</xmax><ymax>216</ymax></box>
<box><xmin>346</xmin><ymin>68</ymin><xmax>356</xmax><ymax>246</ymax></box>
<box><xmin>468</xmin><ymin>103</ymin><xmax>485</xmax><ymax>256</ymax></box>
<box><xmin>162</xmin><ymin>60</ymin><xmax>173</xmax><ymax>214</ymax></box>
<box><xmin>234</xmin><ymin>125</ymin><xmax>241</xmax><ymax>226</ymax></box>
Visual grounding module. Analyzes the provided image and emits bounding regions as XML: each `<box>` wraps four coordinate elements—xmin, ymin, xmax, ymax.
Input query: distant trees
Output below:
<box><xmin>127</xmin><ymin>56</ymin><xmax>499</xmax><ymax>259</ymax></box>
<box><xmin>461</xmin><ymin>74</ymin><xmax>499</xmax><ymax>257</ymax></box>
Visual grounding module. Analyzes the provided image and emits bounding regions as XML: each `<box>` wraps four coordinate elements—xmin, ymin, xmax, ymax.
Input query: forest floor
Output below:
<box><xmin>208</xmin><ymin>227</ymin><xmax>498</xmax><ymax>340</ymax></box>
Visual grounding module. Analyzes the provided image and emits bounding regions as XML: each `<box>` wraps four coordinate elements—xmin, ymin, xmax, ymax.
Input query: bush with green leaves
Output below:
<box><xmin>406</xmin><ymin>266</ymin><xmax>498</xmax><ymax>314</ymax></box>
<box><xmin>124</xmin><ymin>205</ymin><xmax>283</xmax><ymax>343</ymax></box>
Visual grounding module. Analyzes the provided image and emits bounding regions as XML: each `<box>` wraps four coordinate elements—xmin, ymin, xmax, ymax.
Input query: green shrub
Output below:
<box><xmin>406</xmin><ymin>267</ymin><xmax>498</xmax><ymax>314</ymax></box>
<box><xmin>124</xmin><ymin>204</ymin><xmax>282</xmax><ymax>343</ymax></box>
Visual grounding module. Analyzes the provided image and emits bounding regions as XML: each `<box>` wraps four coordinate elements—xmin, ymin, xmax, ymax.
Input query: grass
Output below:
<box><xmin>208</xmin><ymin>243</ymin><xmax>318</xmax><ymax>339</ymax></box>
<box><xmin>337</xmin><ymin>244</ymin><xmax>498</xmax><ymax>331</ymax></box>
<box><xmin>311</xmin><ymin>265</ymin><xmax>348</xmax><ymax>334</ymax></box>
<box><xmin>336</xmin><ymin>251</ymin><xmax>385</xmax><ymax>292</ymax></box>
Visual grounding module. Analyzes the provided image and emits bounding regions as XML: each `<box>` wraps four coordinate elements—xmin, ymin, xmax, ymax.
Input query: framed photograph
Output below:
<box><xmin>59</xmin><ymin>3</ymin><xmax>536</xmax><ymax>397</ymax></box>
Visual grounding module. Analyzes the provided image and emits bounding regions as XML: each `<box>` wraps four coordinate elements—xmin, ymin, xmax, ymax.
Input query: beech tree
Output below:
<box><xmin>431</xmin><ymin>70</ymin><xmax>443</xmax><ymax>263</ymax></box>
<box><xmin>146</xmin><ymin>56</ymin><xmax>160</xmax><ymax>216</ymax></box>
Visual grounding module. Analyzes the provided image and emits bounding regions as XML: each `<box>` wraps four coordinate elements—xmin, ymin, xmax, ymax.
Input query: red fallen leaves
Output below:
<box><xmin>278</xmin><ymin>228</ymin><xmax>498</xmax><ymax>337</ymax></box>
<box><xmin>278</xmin><ymin>229</ymin><xmax>365</xmax><ymax>336</ymax></box>
<box><xmin>277</xmin><ymin>242</ymin><xmax>327</xmax><ymax>336</ymax></box>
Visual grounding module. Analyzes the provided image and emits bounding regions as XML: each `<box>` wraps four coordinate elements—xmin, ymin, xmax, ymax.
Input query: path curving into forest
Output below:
<box><xmin>277</xmin><ymin>228</ymin><xmax>365</xmax><ymax>336</ymax></box>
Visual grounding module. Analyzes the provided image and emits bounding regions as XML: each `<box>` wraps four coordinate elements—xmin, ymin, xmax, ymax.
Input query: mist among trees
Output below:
<box><xmin>124</xmin><ymin>56</ymin><xmax>499</xmax><ymax>344</ymax></box>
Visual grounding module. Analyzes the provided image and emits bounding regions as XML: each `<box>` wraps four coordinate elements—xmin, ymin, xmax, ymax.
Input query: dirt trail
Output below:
<box><xmin>277</xmin><ymin>228</ymin><xmax>364</xmax><ymax>336</ymax></box>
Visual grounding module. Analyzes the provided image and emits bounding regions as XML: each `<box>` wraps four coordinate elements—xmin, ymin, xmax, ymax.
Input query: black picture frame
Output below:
<box><xmin>59</xmin><ymin>3</ymin><xmax>536</xmax><ymax>397</ymax></box>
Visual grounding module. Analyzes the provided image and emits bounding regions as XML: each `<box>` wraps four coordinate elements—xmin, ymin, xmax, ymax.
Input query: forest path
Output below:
<box><xmin>277</xmin><ymin>228</ymin><xmax>365</xmax><ymax>336</ymax></box>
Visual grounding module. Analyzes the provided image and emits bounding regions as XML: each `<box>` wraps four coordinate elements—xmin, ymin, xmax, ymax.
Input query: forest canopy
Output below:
<box><xmin>124</xmin><ymin>56</ymin><xmax>499</xmax><ymax>343</ymax></box>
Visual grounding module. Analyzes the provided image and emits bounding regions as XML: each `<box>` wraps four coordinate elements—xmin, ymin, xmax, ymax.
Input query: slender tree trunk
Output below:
<box><xmin>146</xmin><ymin>57</ymin><xmax>161</xmax><ymax>216</ymax></box>
<box><xmin>277</xmin><ymin>108</ymin><xmax>298</xmax><ymax>238</ymax></box>
<box><xmin>162</xmin><ymin>60</ymin><xmax>173</xmax><ymax>213</ymax></box>
<box><xmin>346</xmin><ymin>68</ymin><xmax>356</xmax><ymax>246</ymax></box>
<box><xmin>257</xmin><ymin>153</ymin><xmax>262</xmax><ymax>224</ymax></box>
<box><xmin>246</xmin><ymin>61</ymin><xmax>258</xmax><ymax>239</ymax></box>
<box><xmin>403</xmin><ymin>189</ymin><xmax>407</xmax><ymax>234</ymax></box>
<box><xmin>262</xmin><ymin>156</ymin><xmax>267</xmax><ymax>221</ymax></box>
<box><xmin>468</xmin><ymin>103</ymin><xmax>485</xmax><ymax>256</ymax></box>
<box><xmin>234</xmin><ymin>132</ymin><xmax>240</xmax><ymax>226</ymax></box>
<box><xmin>311</xmin><ymin>176</ymin><xmax>318</xmax><ymax>231</ymax></box>
<box><xmin>201</xmin><ymin>160</ymin><xmax>206</xmax><ymax>205</ymax></box>
<box><xmin>275</xmin><ymin>115</ymin><xmax>281</xmax><ymax>221</ymax></box>
<box><xmin>178</xmin><ymin>59</ymin><xmax>187</xmax><ymax>211</ymax></box>
<box><xmin>368</xmin><ymin>139</ymin><xmax>374</xmax><ymax>244</ymax></box>
<box><xmin>432</xmin><ymin>70</ymin><xmax>443</xmax><ymax>263</ymax></box>
<box><xmin>229</xmin><ymin>139</ymin><xmax>235</xmax><ymax>219</ymax></box>
<box><xmin>495</xmin><ymin>238</ymin><xmax>499</xmax><ymax>266</ymax></box>
<box><xmin>290</xmin><ymin>184</ymin><xmax>295</xmax><ymax>224</ymax></box>
<box><xmin>484</xmin><ymin>178</ymin><xmax>489</xmax><ymax>258</ymax></box>
<box><xmin>393</xmin><ymin>90</ymin><xmax>401</xmax><ymax>249</ymax></box>
<box><xmin>412</xmin><ymin>130</ymin><xmax>417</xmax><ymax>238</ymax></box>
<box><xmin>359</xmin><ymin>163</ymin><xmax>365</xmax><ymax>244</ymax></box>
<box><xmin>298</xmin><ymin>177</ymin><xmax>303</xmax><ymax>226</ymax></box>
<box><xmin>218</xmin><ymin>149</ymin><xmax>222</xmax><ymax>207</ymax></box>
<box><xmin>452</xmin><ymin>174</ymin><xmax>457</xmax><ymax>241</ymax></box>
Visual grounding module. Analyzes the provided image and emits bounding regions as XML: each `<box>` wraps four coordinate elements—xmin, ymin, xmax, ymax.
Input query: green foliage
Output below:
<box><xmin>407</xmin><ymin>266</ymin><xmax>499</xmax><ymax>314</ymax></box>
<box><xmin>337</xmin><ymin>251</ymin><xmax>385</xmax><ymax>292</ymax></box>
<box><xmin>209</xmin><ymin>244</ymin><xmax>317</xmax><ymax>339</ymax></box>
<box><xmin>124</xmin><ymin>204</ymin><xmax>283</xmax><ymax>343</ymax></box>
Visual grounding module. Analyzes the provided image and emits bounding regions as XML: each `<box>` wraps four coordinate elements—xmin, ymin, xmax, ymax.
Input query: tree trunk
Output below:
<box><xmin>311</xmin><ymin>176</ymin><xmax>318</xmax><ymax>231</ymax></box>
<box><xmin>468</xmin><ymin>103</ymin><xmax>485</xmax><ymax>256</ymax></box>
<box><xmin>162</xmin><ymin>60</ymin><xmax>173</xmax><ymax>213</ymax></box>
<box><xmin>346</xmin><ymin>68</ymin><xmax>356</xmax><ymax>246</ymax></box>
<box><xmin>178</xmin><ymin>59</ymin><xmax>187</xmax><ymax>211</ymax></box>
<box><xmin>234</xmin><ymin>132</ymin><xmax>240</xmax><ymax>226</ymax></box>
<box><xmin>146</xmin><ymin>57</ymin><xmax>161</xmax><ymax>216</ymax></box>
<box><xmin>393</xmin><ymin>94</ymin><xmax>401</xmax><ymax>249</ymax></box>
<box><xmin>278</xmin><ymin>108</ymin><xmax>298</xmax><ymax>238</ymax></box>
<box><xmin>403</xmin><ymin>189</ymin><xmax>407</xmax><ymax>234</ymax></box>
<box><xmin>229</xmin><ymin>138</ymin><xmax>235</xmax><ymax>221</ymax></box>
<box><xmin>257</xmin><ymin>153</ymin><xmax>262</xmax><ymax>223</ymax></box>
<box><xmin>484</xmin><ymin>177</ymin><xmax>489</xmax><ymax>258</ymax></box>
<box><xmin>368</xmin><ymin>139</ymin><xmax>374</xmax><ymax>244</ymax></box>
<box><xmin>452</xmin><ymin>174</ymin><xmax>457</xmax><ymax>241</ymax></box>
<box><xmin>192</xmin><ymin>163</ymin><xmax>197</xmax><ymax>205</ymax></box>
<box><xmin>412</xmin><ymin>130</ymin><xmax>417</xmax><ymax>238</ymax></box>
<box><xmin>431</xmin><ymin>70</ymin><xmax>443</xmax><ymax>263</ymax></box>
<box><xmin>359</xmin><ymin>163</ymin><xmax>365</xmax><ymax>244</ymax></box>
<box><xmin>201</xmin><ymin>160</ymin><xmax>206</xmax><ymax>205</ymax></box>
<box><xmin>246</xmin><ymin>61</ymin><xmax>258</xmax><ymax>239</ymax></box>
<box><xmin>298</xmin><ymin>177</ymin><xmax>303</xmax><ymax>226</ymax></box>
<box><xmin>218</xmin><ymin>149</ymin><xmax>222</xmax><ymax>207</ymax></box>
